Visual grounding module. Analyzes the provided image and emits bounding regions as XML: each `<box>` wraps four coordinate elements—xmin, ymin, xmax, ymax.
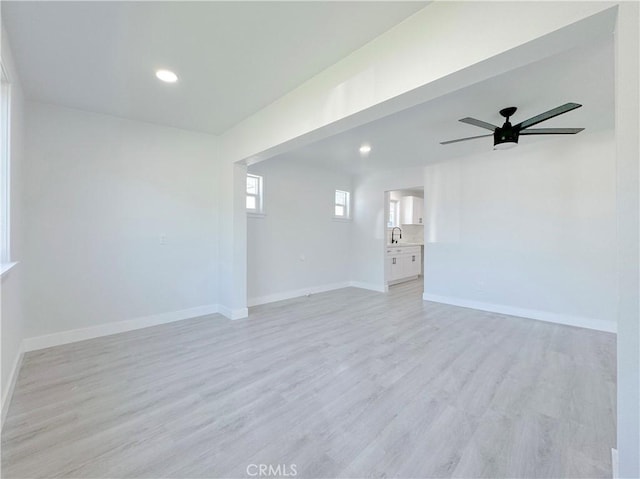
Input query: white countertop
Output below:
<box><xmin>387</xmin><ymin>243</ymin><xmax>423</xmax><ymax>247</ymax></box>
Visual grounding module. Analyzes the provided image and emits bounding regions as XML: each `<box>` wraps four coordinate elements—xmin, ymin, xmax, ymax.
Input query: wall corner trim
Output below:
<box><xmin>219</xmin><ymin>306</ymin><xmax>249</xmax><ymax>320</ymax></box>
<box><xmin>1</xmin><ymin>342</ymin><xmax>25</xmax><ymax>429</ymax></box>
<box><xmin>22</xmin><ymin>304</ymin><xmax>221</xmax><ymax>352</ymax></box>
<box><xmin>422</xmin><ymin>293</ymin><xmax>617</xmax><ymax>333</ymax></box>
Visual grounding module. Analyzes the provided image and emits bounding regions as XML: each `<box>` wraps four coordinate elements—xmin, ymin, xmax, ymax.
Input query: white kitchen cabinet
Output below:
<box><xmin>400</xmin><ymin>196</ymin><xmax>423</xmax><ymax>225</ymax></box>
<box><xmin>385</xmin><ymin>245</ymin><xmax>422</xmax><ymax>284</ymax></box>
<box><xmin>404</xmin><ymin>250</ymin><xmax>421</xmax><ymax>277</ymax></box>
<box><xmin>386</xmin><ymin>255</ymin><xmax>404</xmax><ymax>282</ymax></box>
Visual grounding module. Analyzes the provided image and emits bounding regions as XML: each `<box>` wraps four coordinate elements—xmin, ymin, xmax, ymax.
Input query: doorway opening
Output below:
<box><xmin>384</xmin><ymin>187</ymin><xmax>424</xmax><ymax>296</ymax></box>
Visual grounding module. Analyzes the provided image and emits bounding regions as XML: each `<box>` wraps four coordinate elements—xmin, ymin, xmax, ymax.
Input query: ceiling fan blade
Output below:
<box><xmin>520</xmin><ymin>128</ymin><xmax>584</xmax><ymax>135</ymax></box>
<box><xmin>440</xmin><ymin>134</ymin><xmax>493</xmax><ymax>145</ymax></box>
<box><xmin>459</xmin><ymin>117</ymin><xmax>498</xmax><ymax>131</ymax></box>
<box><xmin>517</xmin><ymin>103</ymin><xmax>582</xmax><ymax>130</ymax></box>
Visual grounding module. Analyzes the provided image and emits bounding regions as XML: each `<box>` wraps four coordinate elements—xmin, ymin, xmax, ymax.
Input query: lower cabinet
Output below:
<box><xmin>404</xmin><ymin>251</ymin><xmax>421</xmax><ymax>277</ymax></box>
<box><xmin>386</xmin><ymin>255</ymin><xmax>404</xmax><ymax>282</ymax></box>
<box><xmin>386</xmin><ymin>246</ymin><xmax>422</xmax><ymax>283</ymax></box>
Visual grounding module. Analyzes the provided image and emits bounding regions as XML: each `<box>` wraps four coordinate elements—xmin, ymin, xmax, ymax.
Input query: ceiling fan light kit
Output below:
<box><xmin>493</xmin><ymin>139</ymin><xmax>518</xmax><ymax>150</ymax></box>
<box><xmin>441</xmin><ymin>103</ymin><xmax>585</xmax><ymax>150</ymax></box>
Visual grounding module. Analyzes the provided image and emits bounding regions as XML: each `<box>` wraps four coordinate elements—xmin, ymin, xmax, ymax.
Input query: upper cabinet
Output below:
<box><xmin>400</xmin><ymin>196</ymin><xmax>423</xmax><ymax>225</ymax></box>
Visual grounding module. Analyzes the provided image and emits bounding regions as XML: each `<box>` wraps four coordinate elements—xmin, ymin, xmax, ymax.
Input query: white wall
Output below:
<box><xmin>247</xmin><ymin>158</ymin><xmax>352</xmax><ymax>305</ymax></box>
<box><xmin>422</xmin><ymin>130</ymin><xmax>617</xmax><ymax>331</ymax></box>
<box><xmin>22</xmin><ymin>103</ymin><xmax>219</xmax><ymax>338</ymax></box>
<box><xmin>1</xmin><ymin>23</ymin><xmax>26</xmax><ymax>421</ymax></box>
<box><xmin>615</xmin><ymin>2</ymin><xmax>640</xmax><ymax>476</ymax></box>
<box><xmin>222</xmin><ymin>3</ymin><xmax>633</xmax><ymax>472</ymax></box>
<box><xmin>216</xmin><ymin>159</ymin><xmax>247</xmax><ymax>319</ymax></box>
<box><xmin>217</xmin><ymin>3</ymin><xmax>617</xmax><ymax>314</ymax></box>
<box><xmin>352</xmin><ymin>166</ymin><xmax>425</xmax><ymax>291</ymax></box>
<box><xmin>351</xmin><ymin>130</ymin><xmax>617</xmax><ymax>331</ymax></box>
<box><xmin>4</xmin><ymin>1</ymin><xmax>638</xmax><ymax>472</ymax></box>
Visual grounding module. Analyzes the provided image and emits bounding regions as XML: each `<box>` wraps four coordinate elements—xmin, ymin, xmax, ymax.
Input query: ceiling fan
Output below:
<box><xmin>441</xmin><ymin>103</ymin><xmax>584</xmax><ymax>150</ymax></box>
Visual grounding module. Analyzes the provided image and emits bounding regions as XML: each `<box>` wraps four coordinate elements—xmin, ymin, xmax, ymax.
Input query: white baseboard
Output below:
<box><xmin>611</xmin><ymin>448</ymin><xmax>618</xmax><ymax>479</ymax></box>
<box><xmin>247</xmin><ymin>281</ymin><xmax>390</xmax><ymax>309</ymax></box>
<box><xmin>422</xmin><ymin>293</ymin><xmax>617</xmax><ymax>333</ymax></box>
<box><xmin>1</xmin><ymin>343</ymin><xmax>24</xmax><ymax>428</ymax></box>
<box><xmin>349</xmin><ymin>281</ymin><xmax>388</xmax><ymax>293</ymax></box>
<box><xmin>22</xmin><ymin>304</ymin><xmax>220</xmax><ymax>352</ymax></box>
<box><xmin>247</xmin><ymin>282</ymin><xmax>351</xmax><ymax>307</ymax></box>
<box><xmin>218</xmin><ymin>305</ymin><xmax>248</xmax><ymax>320</ymax></box>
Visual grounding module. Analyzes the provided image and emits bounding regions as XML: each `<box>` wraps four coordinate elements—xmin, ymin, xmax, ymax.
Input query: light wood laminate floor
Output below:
<box><xmin>2</xmin><ymin>280</ymin><xmax>616</xmax><ymax>478</ymax></box>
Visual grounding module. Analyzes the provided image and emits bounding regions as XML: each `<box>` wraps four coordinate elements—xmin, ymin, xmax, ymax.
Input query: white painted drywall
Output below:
<box><xmin>615</xmin><ymin>2</ymin><xmax>640</xmax><ymax>477</ymax></box>
<box><xmin>351</xmin><ymin>166</ymin><xmax>425</xmax><ymax>291</ymax></box>
<box><xmin>216</xmin><ymin>1</ymin><xmax>617</xmax><ymax>319</ymax></box>
<box><xmin>22</xmin><ymin>102</ymin><xmax>219</xmax><ymax>337</ymax></box>
<box><xmin>5</xmin><ymin>0</ymin><xmax>637</xmax><ymax>470</ymax></box>
<box><xmin>352</xmin><ymin>130</ymin><xmax>617</xmax><ymax>331</ymax></box>
<box><xmin>216</xmin><ymin>159</ymin><xmax>247</xmax><ymax>319</ymax></box>
<box><xmin>422</xmin><ymin>130</ymin><xmax>617</xmax><ymax>329</ymax></box>
<box><xmin>247</xmin><ymin>158</ymin><xmax>352</xmax><ymax>305</ymax></box>
<box><xmin>1</xmin><ymin>23</ymin><xmax>26</xmax><ymax>419</ymax></box>
<box><xmin>221</xmin><ymin>2</ymin><xmax>616</xmax><ymax>165</ymax></box>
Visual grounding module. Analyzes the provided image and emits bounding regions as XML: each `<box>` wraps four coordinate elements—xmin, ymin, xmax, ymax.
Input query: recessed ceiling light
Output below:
<box><xmin>359</xmin><ymin>144</ymin><xmax>372</xmax><ymax>155</ymax></box>
<box><xmin>155</xmin><ymin>69</ymin><xmax>178</xmax><ymax>83</ymax></box>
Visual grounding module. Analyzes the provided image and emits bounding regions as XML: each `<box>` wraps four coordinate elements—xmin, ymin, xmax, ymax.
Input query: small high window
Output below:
<box><xmin>334</xmin><ymin>190</ymin><xmax>351</xmax><ymax>219</ymax></box>
<box><xmin>246</xmin><ymin>174</ymin><xmax>263</xmax><ymax>213</ymax></box>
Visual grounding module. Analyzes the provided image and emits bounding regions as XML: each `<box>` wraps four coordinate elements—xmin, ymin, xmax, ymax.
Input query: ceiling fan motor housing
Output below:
<box><xmin>493</xmin><ymin>124</ymin><xmax>519</xmax><ymax>149</ymax></box>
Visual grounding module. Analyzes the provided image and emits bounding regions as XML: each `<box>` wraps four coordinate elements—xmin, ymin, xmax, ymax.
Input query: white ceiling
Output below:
<box><xmin>1</xmin><ymin>1</ymin><xmax>426</xmax><ymax>135</ymax></box>
<box><xmin>266</xmin><ymin>35</ymin><xmax>614</xmax><ymax>175</ymax></box>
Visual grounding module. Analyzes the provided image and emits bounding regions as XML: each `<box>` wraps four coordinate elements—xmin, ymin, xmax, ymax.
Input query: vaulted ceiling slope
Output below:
<box><xmin>2</xmin><ymin>1</ymin><xmax>427</xmax><ymax>135</ymax></box>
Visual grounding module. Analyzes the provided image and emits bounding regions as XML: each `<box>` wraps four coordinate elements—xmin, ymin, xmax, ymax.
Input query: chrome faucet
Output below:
<box><xmin>391</xmin><ymin>227</ymin><xmax>402</xmax><ymax>244</ymax></box>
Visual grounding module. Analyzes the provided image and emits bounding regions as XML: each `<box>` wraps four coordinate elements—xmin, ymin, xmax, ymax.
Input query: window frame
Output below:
<box><xmin>1</xmin><ymin>62</ymin><xmax>11</xmax><ymax>267</ymax></box>
<box><xmin>246</xmin><ymin>173</ymin><xmax>264</xmax><ymax>215</ymax></box>
<box><xmin>334</xmin><ymin>189</ymin><xmax>351</xmax><ymax>220</ymax></box>
<box><xmin>387</xmin><ymin>199</ymin><xmax>400</xmax><ymax>228</ymax></box>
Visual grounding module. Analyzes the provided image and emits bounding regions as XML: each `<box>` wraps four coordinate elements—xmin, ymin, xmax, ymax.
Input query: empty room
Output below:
<box><xmin>0</xmin><ymin>2</ymin><xmax>638</xmax><ymax>479</ymax></box>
